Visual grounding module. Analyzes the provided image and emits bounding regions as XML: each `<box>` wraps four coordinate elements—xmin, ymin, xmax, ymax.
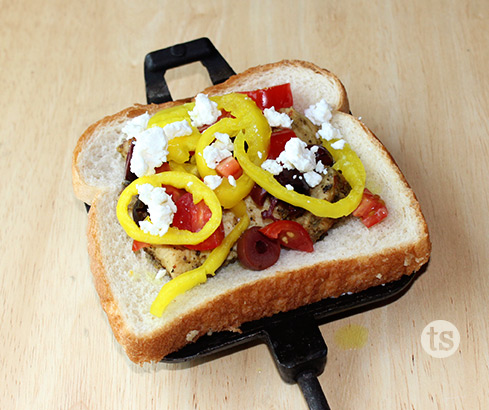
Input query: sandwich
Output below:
<box><xmin>72</xmin><ymin>60</ymin><xmax>431</xmax><ymax>364</ymax></box>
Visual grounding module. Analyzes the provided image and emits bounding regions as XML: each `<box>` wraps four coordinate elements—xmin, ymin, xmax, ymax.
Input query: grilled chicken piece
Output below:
<box><xmin>146</xmin><ymin>210</ymin><xmax>239</xmax><ymax>278</ymax></box>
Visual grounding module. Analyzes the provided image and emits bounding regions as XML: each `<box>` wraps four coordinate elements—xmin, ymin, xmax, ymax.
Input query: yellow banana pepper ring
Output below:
<box><xmin>234</xmin><ymin>131</ymin><xmax>366</xmax><ymax>219</ymax></box>
<box><xmin>116</xmin><ymin>171</ymin><xmax>222</xmax><ymax>245</ymax></box>
<box><xmin>150</xmin><ymin>201</ymin><xmax>250</xmax><ymax>316</ymax></box>
<box><xmin>195</xmin><ymin>94</ymin><xmax>271</xmax><ymax>208</ymax></box>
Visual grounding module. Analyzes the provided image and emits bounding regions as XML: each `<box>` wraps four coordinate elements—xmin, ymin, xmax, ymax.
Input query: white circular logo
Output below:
<box><xmin>420</xmin><ymin>320</ymin><xmax>460</xmax><ymax>358</ymax></box>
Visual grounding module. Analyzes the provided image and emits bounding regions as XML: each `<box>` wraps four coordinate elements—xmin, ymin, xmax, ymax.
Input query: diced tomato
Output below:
<box><xmin>172</xmin><ymin>192</ymin><xmax>225</xmax><ymax>251</ymax></box>
<box><xmin>259</xmin><ymin>220</ymin><xmax>314</xmax><ymax>252</ymax></box>
<box><xmin>243</xmin><ymin>83</ymin><xmax>293</xmax><ymax>111</ymax></box>
<box><xmin>162</xmin><ymin>184</ymin><xmax>186</xmax><ymax>202</ymax></box>
<box><xmin>132</xmin><ymin>240</ymin><xmax>150</xmax><ymax>252</ymax></box>
<box><xmin>267</xmin><ymin>129</ymin><xmax>297</xmax><ymax>159</ymax></box>
<box><xmin>215</xmin><ymin>156</ymin><xmax>243</xmax><ymax>179</ymax></box>
<box><xmin>352</xmin><ymin>188</ymin><xmax>389</xmax><ymax>228</ymax></box>
<box><xmin>185</xmin><ymin>224</ymin><xmax>225</xmax><ymax>251</ymax></box>
<box><xmin>154</xmin><ymin>162</ymin><xmax>171</xmax><ymax>174</ymax></box>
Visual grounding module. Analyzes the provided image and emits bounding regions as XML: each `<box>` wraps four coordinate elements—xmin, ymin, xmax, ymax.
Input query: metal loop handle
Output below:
<box><xmin>144</xmin><ymin>37</ymin><xmax>236</xmax><ymax>104</ymax></box>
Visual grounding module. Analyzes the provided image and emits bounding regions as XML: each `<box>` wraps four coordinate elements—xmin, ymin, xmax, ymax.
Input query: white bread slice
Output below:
<box><xmin>73</xmin><ymin>60</ymin><xmax>430</xmax><ymax>364</ymax></box>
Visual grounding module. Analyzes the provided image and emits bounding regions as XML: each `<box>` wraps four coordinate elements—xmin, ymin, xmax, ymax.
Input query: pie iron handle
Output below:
<box><xmin>263</xmin><ymin>314</ymin><xmax>331</xmax><ymax>410</ymax></box>
<box><xmin>144</xmin><ymin>37</ymin><xmax>236</xmax><ymax>104</ymax></box>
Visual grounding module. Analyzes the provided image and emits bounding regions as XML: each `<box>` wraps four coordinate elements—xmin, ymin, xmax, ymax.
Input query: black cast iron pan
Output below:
<box><xmin>122</xmin><ymin>38</ymin><xmax>420</xmax><ymax>410</ymax></box>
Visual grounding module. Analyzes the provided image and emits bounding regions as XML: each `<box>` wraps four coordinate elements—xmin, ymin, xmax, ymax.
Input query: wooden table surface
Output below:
<box><xmin>2</xmin><ymin>1</ymin><xmax>488</xmax><ymax>409</ymax></box>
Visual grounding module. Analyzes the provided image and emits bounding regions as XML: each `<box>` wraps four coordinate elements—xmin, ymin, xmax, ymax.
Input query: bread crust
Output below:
<box><xmin>202</xmin><ymin>60</ymin><xmax>350</xmax><ymax>113</ymax></box>
<box><xmin>90</xmin><ymin>210</ymin><xmax>429</xmax><ymax>364</ymax></box>
<box><xmin>73</xmin><ymin>60</ymin><xmax>430</xmax><ymax>364</ymax></box>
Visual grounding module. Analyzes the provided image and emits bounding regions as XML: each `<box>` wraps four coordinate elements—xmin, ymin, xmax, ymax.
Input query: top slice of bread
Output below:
<box><xmin>72</xmin><ymin>60</ymin><xmax>430</xmax><ymax>364</ymax></box>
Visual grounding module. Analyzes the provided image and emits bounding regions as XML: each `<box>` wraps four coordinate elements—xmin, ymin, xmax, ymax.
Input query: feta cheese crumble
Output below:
<box><xmin>130</xmin><ymin>127</ymin><xmax>168</xmax><ymax>177</ymax></box>
<box><xmin>203</xmin><ymin>175</ymin><xmax>223</xmax><ymax>190</ymax></box>
<box><xmin>203</xmin><ymin>132</ymin><xmax>233</xmax><ymax>169</ymax></box>
<box><xmin>261</xmin><ymin>159</ymin><xmax>285</xmax><ymax>175</ymax></box>
<box><xmin>188</xmin><ymin>93</ymin><xmax>221</xmax><ymax>128</ymax></box>
<box><xmin>260</xmin><ymin>137</ymin><xmax>325</xmax><ymax>188</ymax></box>
<box><xmin>304</xmin><ymin>99</ymin><xmax>333</xmax><ymax>126</ymax></box>
<box><xmin>277</xmin><ymin>138</ymin><xmax>317</xmax><ymax>173</ymax></box>
<box><xmin>162</xmin><ymin>119</ymin><xmax>193</xmax><ymax>139</ymax></box>
<box><xmin>331</xmin><ymin>139</ymin><xmax>346</xmax><ymax>150</ymax></box>
<box><xmin>305</xmin><ymin>99</ymin><xmax>345</xmax><ymax>148</ymax></box>
<box><xmin>136</xmin><ymin>184</ymin><xmax>177</xmax><ymax>236</ymax></box>
<box><xmin>263</xmin><ymin>107</ymin><xmax>293</xmax><ymax>128</ymax></box>
<box><xmin>122</xmin><ymin>112</ymin><xmax>150</xmax><ymax>140</ymax></box>
<box><xmin>227</xmin><ymin>175</ymin><xmax>237</xmax><ymax>187</ymax></box>
<box><xmin>317</xmin><ymin>121</ymin><xmax>342</xmax><ymax>141</ymax></box>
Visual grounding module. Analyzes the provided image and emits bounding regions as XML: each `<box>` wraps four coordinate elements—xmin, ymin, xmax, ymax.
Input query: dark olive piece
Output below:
<box><xmin>132</xmin><ymin>197</ymin><xmax>149</xmax><ymax>224</ymax></box>
<box><xmin>237</xmin><ymin>227</ymin><xmax>281</xmax><ymax>270</ymax></box>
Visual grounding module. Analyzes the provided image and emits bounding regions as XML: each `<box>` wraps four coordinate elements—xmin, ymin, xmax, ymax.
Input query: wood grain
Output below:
<box><xmin>1</xmin><ymin>0</ymin><xmax>488</xmax><ymax>408</ymax></box>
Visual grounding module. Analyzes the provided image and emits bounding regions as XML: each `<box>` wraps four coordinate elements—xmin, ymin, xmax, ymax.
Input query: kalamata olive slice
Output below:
<box><xmin>132</xmin><ymin>197</ymin><xmax>149</xmax><ymax>224</ymax></box>
<box><xmin>250</xmin><ymin>183</ymin><xmax>269</xmax><ymax>207</ymax></box>
<box><xmin>124</xmin><ymin>141</ymin><xmax>137</xmax><ymax>183</ymax></box>
<box><xmin>237</xmin><ymin>227</ymin><xmax>281</xmax><ymax>270</ymax></box>
<box><xmin>274</xmin><ymin>169</ymin><xmax>311</xmax><ymax>195</ymax></box>
<box><xmin>308</xmin><ymin>144</ymin><xmax>334</xmax><ymax>167</ymax></box>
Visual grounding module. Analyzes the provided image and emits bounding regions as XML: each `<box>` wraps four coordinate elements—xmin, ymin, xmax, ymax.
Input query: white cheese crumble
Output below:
<box><xmin>331</xmin><ymin>139</ymin><xmax>346</xmax><ymax>150</ymax></box>
<box><xmin>317</xmin><ymin>121</ymin><xmax>342</xmax><ymax>141</ymax></box>
<box><xmin>202</xmin><ymin>132</ymin><xmax>233</xmax><ymax>169</ymax></box>
<box><xmin>122</xmin><ymin>112</ymin><xmax>150</xmax><ymax>140</ymax></box>
<box><xmin>136</xmin><ymin>184</ymin><xmax>177</xmax><ymax>236</ymax></box>
<box><xmin>188</xmin><ymin>93</ymin><xmax>221</xmax><ymax>128</ymax></box>
<box><xmin>285</xmin><ymin>184</ymin><xmax>294</xmax><ymax>191</ymax></box>
<box><xmin>214</xmin><ymin>132</ymin><xmax>234</xmax><ymax>150</ymax></box>
<box><xmin>305</xmin><ymin>99</ymin><xmax>346</xmax><ymax>149</ymax></box>
<box><xmin>260</xmin><ymin>137</ymin><xmax>325</xmax><ymax>188</ymax></box>
<box><xmin>261</xmin><ymin>159</ymin><xmax>284</xmax><ymax>175</ymax></box>
<box><xmin>277</xmin><ymin>138</ymin><xmax>317</xmax><ymax>173</ymax></box>
<box><xmin>130</xmin><ymin>127</ymin><xmax>169</xmax><ymax>177</ymax></box>
<box><xmin>203</xmin><ymin>175</ymin><xmax>223</xmax><ymax>190</ymax></box>
<box><xmin>162</xmin><ymin>119</ymin><xmax>193</xmax><ymax>139</ymax></box>
<box><xmin>304</xmin><ymin>171</ymin><xmax>323</xmax><ymax>187</ymax></box>
<box><xmin>315</xmin><ymin>160</ymin><xmax>325</xmax><ymax>174</ymax></box>
<box><xmin>228</xmin><ymin>175</ymin><xmax>237</xmax><ymax>187</ymax></box>
<box><xmin>304</xmin><ymin>99</ymin><xmax>333</xmax><ymax>126</ymax></box>
<box><xmin>263</xmin><ymin>107</ymin><xmax>293</xmax><ymax>128</ymax></box>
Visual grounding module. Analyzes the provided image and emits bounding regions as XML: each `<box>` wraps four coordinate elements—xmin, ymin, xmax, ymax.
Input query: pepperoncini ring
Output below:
<box><xmin>194</xmin><ymin>93</ymin><xmax>271</xmax><ymax>208</ymax></box>
<box><xmin>234</xmin><ymin>132</ymin><xmax>366</xmax><ymax>219</ymax></box>
<box><xmin>150</xmin><ymin>201</ymin><xmax>250</xmax><ymax>316</ymax></box>
<box><xmin>116</xmin><ymin>171</ymin><xmax>222</xmax><ymax>245</ymax></box>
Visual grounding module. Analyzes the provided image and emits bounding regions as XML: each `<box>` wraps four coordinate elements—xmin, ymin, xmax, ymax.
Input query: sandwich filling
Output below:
<box><xmin>115</xmin><ymin>84</ymin><xmax>388</xmax><ymax>315</ymax></box>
